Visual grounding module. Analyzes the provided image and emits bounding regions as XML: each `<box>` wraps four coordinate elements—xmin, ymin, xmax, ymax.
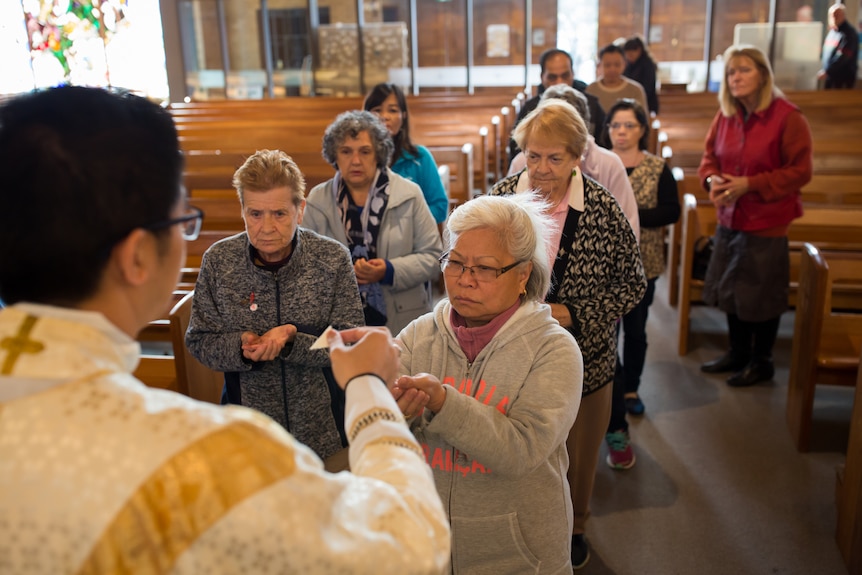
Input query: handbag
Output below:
<box><xmin>692</xmin><ymin>236</ymin><xmax>713</xmax><ymax>281</ymax></box>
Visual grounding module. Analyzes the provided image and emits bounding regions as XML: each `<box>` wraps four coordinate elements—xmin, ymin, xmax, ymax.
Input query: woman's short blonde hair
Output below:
<box><xmin>233</xmin><ymin>149</ymin><xmax>306</xmax><ymax>206</ymax></box>
<box><xmin>512</xmin><ymin>99</ymin><xmax>588</xmax><ymax>159</ymax></box>
<box><xmin>445</xmin><ymin>193</ymin><xmax>553</xmax><ymax>300</ymax></box>
<box><xmin>718</xmin><ymin>44</ymin><xmax>784</xmax><ymax>117</ymax></box>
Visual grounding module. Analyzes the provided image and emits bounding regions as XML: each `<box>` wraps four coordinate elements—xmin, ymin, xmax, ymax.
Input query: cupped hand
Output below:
<box><xmin>242</xmin><ymin>324</ymin><xmax>296</xmax><ymax>361</ymax></box>
<box><xmin>327</xmin><ymin>326</ymin><xmax>400</xmax><ymax>389</ymax></box>
<box><xmin>354</xmin><ymin>258</ymin><xmax>387</xmax><ymax>284</ymax></box>
<box><xmin>395</xmin><ymin>373</ymin><xmax>446</xmax><ymax>413</ymax></box>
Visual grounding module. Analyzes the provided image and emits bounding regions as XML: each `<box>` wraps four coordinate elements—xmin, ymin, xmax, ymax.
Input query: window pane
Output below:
<box><xmin>416</xmin><ymin>0</ymin><xmax>467</xmax><ymax>92</ymax></box>
<box><xmin>316</xmin><ymin>2</ymin><xmax>360</xmax><ymax>95</ymax></box>
<box><xmin>598</xmin><ymin>0</ymin><xmax>645</xmax><ymax>49</ymax></box>
<box><xmin>649</xmin><ymin>0</ymin><xmax>708</xmax><ymax>91</ymax></box>
<box><xmin>17</xmin><ymin>0</ymin><xmax>168</xmax><ymax>98</ymax></box>
<box><xmin>362</xmin><ymin>0</ymin><xmax>411</xmax><ymax>92</ymax></box>
<box><xmin>558</xmin><ymin>0</ymin><xmax>600</xmax><ymax>84</ymax></box>
<box><xmin>471</xmin><ymin>0</ymin><xmax>523</xmax><ymax>90</ymax></box>
<box><xmin>774</xmin><ymin>0</ymin><xmax>825</xmax><ymax>91</ymax></box>
<box><xmin>0</xmin><ymin>0</ymin><xmax>33</xmax><ymax>94</ymax></box>
<box><xmin>179</xmin><ymin>0</ymin><xmax>227</xmax><ymax>99</ymax></box>
<box><xmin>268</xmin><ymin>6</ymin><xmax>314</xmax><ymax>97</ymax></box>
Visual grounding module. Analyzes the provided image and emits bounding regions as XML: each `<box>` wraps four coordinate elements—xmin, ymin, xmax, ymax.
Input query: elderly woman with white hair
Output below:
<box><xmin>393</xmin><ymin>193</ymin><xmax>584</xmax><ymax>574</ymax></box>
<box><xmin>491</xmin><ymin>99</ymin><xmax>646</xmax><ymax>570</ymax></box>
<box><xmin>304</xmin><ymin>110</ymin><xmax>441</xmax><ymax>335</ymax></box>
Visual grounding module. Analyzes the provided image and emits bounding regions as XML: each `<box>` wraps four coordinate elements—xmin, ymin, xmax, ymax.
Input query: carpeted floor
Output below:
<box><xmin>581</xmin><ymin>275</ymin><xmax>851</xmax><ymax>574</ymax></box>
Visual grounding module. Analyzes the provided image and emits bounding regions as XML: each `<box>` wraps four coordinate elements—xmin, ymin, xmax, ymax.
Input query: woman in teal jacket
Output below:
<box><xmin>364</xmin><ymin>83</ymin><xmax>449</xmax><ymax>224</ymax></box>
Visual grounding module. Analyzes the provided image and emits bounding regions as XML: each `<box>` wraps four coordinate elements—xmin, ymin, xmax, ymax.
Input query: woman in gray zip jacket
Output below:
<box><xmin>186</xmin><ymin>150</ymin><xmax>364</xmax><ymax>462</ymax></box>
<box><xmin>394</xmin><ymin>194</ymin><xmax>584</xmax><ymax>574</ymax></box>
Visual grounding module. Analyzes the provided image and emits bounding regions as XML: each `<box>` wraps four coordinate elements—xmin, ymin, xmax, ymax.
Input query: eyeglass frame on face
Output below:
<box><xmin>144</xmin><ymin>206</ymin><xmax>204</xmax><ymax>241</ymax></box>
<box><xmin>609</xmin><ymin>121</ymin><xmax>641</xmax><ymax>131</ymax></box>
<box><xmin>438</xmin><ymin>252</ymin><xmax>523</xmax><ymax>282</ymax></box>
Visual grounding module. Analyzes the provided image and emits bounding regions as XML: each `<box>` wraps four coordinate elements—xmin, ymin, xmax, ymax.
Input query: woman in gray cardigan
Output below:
<box><xmin>304</xmin><ymin>110</ymin><xmax>441</xmax><ymax>336</ymax></box>
<box><xmin>394</xmin><ymin>194</ymin><xmax>584</xmax><ymax>574</ymax></box>
<box><xmin>186</xmin><ymin>150</ymin><xmax>364</xmax><ymax>462</ymax></box>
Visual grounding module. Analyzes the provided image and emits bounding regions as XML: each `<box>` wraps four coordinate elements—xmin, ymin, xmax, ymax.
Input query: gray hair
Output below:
<box><xmin>541</xmin><ymin>84</ymin><xmax>590</xmax><ymax>126</ymax></box>
<box><xmin>321</xmin><ymin>110</ymin><xmax>393</xmax><ymax>170</ymax></box>
<box><xmin>446</xmin><ymin>193</ymin><xmax>553</xmax><ymax>300</ymax></box>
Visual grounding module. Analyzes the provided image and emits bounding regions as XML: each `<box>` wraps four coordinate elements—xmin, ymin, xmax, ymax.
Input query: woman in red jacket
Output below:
<box><xmin>698</xmin><ymin>45</ymin><xmax>813</xmax><ymax>387</ymax></box>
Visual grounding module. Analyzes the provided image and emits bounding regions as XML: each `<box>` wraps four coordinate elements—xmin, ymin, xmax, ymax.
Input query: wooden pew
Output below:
<box><xmin>171</xmin><ymin>94</ymin><xmax>516</xmax><ymax>198</ymax></box>
<box><xmin>655</xmin><ymin>90</ymin><xmax>862</xmax><ymax>178</ymax></box>
<box><xmin>676</xmin><ymin>194</ymin><xmax>862</xmax><ymax>355</ymax></box>
<box><xmin>837</xmin><ymin>349</ymin><xmax>862</xmax><ymax>572</ymax></box>
<box><xmin>667</xmin><ymin>172</ymin><xmax>862</xmax><ymax>307</ymax></box>
<box><xmin>429</xmin><ymin>143</ymin><xmax>474</xmax><ymax>207</ymax></box>
<box><xmin>133</xmin><ymin>354</ymin><xmax>179</xmax><ymax>393</ymax></box>
<box><xmin>169</xmin><ymin>291</ymin><xmax>223</xmax><ymax>404</ymax></box>
<box><xmin>786</xmin><ymin>244</ymin><xmax>862</xmax><ymax>452</ymax></box>
<box><xmin>676</xmin><ymin>194</ymin><xmax>718</xmax><ymax>355</ymax></box>
<box><xmin>137</xmin><ymin>290</ymin><xmax>192</xmax><ymax>343</ymax></box>
<box><xmin>664</xmin><ymin>167</ymin><xmax>686</xmax><ymax>306</ymax></box>
<box><xmin>189</xmin><ymin>194</ymin><xmax>243</xmax><ymax>231</ymax></box>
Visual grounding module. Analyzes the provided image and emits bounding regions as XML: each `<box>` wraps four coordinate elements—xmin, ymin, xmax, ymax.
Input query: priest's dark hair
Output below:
<box><xmin>0</xmin><ymin>86</ymin><xmax>184</xmax><ymax>306</ymax></box>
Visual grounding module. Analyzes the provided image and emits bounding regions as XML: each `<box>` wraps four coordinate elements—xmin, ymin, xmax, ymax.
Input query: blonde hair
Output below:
<box><xmin>718</xmin><ymin>44</ymin><xmax>784</xmax><ymax>117</ymax></box>
<box><xmin>512</xmin><ymin>99</ymin><xmax>588</xmax><ymax>158</ymax></box>
<box><xmin>446</xmin><ymin>193</ymin><xmax>553</xmax><ymax>300</ymax></box>
<box><xmin>233</xmin><ymin>149</ymin><xmax>306</xmax><ymax>206</ymax></box>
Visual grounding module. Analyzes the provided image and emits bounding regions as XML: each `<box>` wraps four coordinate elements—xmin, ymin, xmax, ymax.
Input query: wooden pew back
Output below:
<box><xmin>675</xmin><ymin>194</ymin><xmax>862</xmax><ymax>355</ymax></box>
<box><xmin>786</xmin><ymin>244</ymin><xmax>862</xmax><ymax>451</ymax></box>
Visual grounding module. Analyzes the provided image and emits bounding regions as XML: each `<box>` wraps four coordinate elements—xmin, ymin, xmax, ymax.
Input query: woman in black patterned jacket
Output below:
<box><xmin>490</xmin><ymin>99</ymin><xmax>646</xmax><ymax>570</ymax></box>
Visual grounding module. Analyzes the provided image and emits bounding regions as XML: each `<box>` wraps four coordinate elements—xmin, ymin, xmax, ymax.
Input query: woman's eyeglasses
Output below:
<box><xmin>439</xmin><ymin>253</ymin><xmax>522</xmax><ymax>282</ymax></box>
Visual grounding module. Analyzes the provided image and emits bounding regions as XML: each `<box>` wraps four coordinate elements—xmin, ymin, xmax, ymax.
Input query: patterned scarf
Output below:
<box><xmin>334</xmin><ymin>169</ymin><xmax>390</xmax><ymax>325</ymax></box>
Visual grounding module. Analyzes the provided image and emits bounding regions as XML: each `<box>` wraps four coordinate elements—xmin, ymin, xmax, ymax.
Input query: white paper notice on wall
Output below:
<box><xmin>487</xmin><ymin>25</ymin><xmax>510</xmax><ymax>58</ymax></box>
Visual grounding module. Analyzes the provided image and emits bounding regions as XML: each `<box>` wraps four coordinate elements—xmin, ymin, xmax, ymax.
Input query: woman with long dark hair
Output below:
<box><xmin>364</xmin><ymin>83</ymin><xmax>449</xmax><ymax>225</ymax></box>
<box><xmin>623</xmin><ymin>35</ymin><xmax>660</xmax><ymax>115</ymax></box>
<box><xmin>603</xmin><ymin>98</ymin><xmax>680</xmax><ymax>468</ymax></box>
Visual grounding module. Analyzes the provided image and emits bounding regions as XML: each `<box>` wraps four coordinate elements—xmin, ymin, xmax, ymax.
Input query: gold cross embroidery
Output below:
<box><xmin>1</xmin><ymin>315</ymin><xmax>45</xmax><ymax>375</ymax></box>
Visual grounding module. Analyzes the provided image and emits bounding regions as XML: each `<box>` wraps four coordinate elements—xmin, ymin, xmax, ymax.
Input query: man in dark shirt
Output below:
<box><xmin>509</xmin><ymin>49</ymin><xmax>607</xmax><ymax>164</ymax></box>
<box><xmin>818</xmin><ymin>3</ymin><xmax>859</xmax><ymax>89</ymax></box>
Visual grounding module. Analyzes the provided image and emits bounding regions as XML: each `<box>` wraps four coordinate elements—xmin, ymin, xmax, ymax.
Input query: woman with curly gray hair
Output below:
<box><xmin>304</xmin><ymin>110</ymin><xmax>441</xmax><ymax>335</ymax></box>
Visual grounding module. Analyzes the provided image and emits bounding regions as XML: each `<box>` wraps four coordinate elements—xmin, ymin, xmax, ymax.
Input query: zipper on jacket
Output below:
<box><xmin>275</xmin><ymin>273</ymin><xmax>290</xmax><ymax>431</ymax></box>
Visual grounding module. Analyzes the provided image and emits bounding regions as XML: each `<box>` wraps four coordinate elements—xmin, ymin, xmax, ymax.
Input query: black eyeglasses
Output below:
<box><xmin>144</xmin><ymin>206</ymin><xmax>204</xmax><ymax>241</ymax></box>
<box><xmin>439</xmin><ymin>253</ymin><xmax>523</xmax><ymax>282</ymax></box>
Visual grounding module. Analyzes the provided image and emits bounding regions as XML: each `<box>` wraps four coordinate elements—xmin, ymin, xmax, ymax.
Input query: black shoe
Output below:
<box><xmin>700</xmin><ymin>352</ymin><xmax>749</xmax><ymax>374</ymax></box>
<box><xmin>571</xmin><ymin>534</ymin><xmax>590</xmax><ymax>570</ymax></box>
<box><xmin>625</xmin><ymin>396</ymin><xmax>645</xmax><ymax>416</ymax></box>
<box><xmin>727</xmin><ymin>360</ymin><xmax>775</xmax><ymax>387</ymax></box>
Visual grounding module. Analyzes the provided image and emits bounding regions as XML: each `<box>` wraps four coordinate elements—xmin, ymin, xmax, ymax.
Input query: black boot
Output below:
<box><xmin>727</xmin><ymin>358</ymin><xmax>775</xmax><ymax>387</ymax></box>
<box><xmin>701</xmin><ymin>352</ymin><xmax>750</xmax><ymax>374</ymax></box>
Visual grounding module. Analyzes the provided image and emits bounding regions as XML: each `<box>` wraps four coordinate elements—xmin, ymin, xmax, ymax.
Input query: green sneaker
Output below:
<box><xmin>605</xmin><ymin>429</ymin><xmax>636</xmax><ymax>470</ymax></box>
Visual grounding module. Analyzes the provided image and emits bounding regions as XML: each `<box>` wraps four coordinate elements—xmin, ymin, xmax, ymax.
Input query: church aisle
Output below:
<box><xmin>584</xmin><ymin>275</ymin><xmax>850</xmax><ymax>574</ymax></box>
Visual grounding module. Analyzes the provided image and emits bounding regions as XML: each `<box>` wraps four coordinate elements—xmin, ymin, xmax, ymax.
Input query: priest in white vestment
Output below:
<box><xmin>0</xmin><ymin>86</ymin><xmax>450</xmax><ymax>575</ymax></box>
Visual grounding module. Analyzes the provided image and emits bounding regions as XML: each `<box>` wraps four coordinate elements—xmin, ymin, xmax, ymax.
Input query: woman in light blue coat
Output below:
<box><xmin>304</xmin><ymin>110</ymin><xmax>442</xmax><ymax>335</ymax></box>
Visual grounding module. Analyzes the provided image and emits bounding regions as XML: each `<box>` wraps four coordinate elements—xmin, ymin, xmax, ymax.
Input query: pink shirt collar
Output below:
<box><xmin>450</xmin><ymin>299</ymin><xmax>521</xmax><ymax>363</ymax></box>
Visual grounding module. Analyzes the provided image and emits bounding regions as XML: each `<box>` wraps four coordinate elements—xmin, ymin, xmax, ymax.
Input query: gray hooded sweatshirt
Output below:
<box><xmin>398</xmin><ymin>299</ymin><xmax>583</xmax><ymax>574</ymax></box>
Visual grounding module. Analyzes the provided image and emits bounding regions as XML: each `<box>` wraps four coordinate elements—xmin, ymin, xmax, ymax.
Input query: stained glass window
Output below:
<box><xmin>1</xmin><ymin>0</ymin><xmax>168</xmax><ymax>99</ymax></box>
